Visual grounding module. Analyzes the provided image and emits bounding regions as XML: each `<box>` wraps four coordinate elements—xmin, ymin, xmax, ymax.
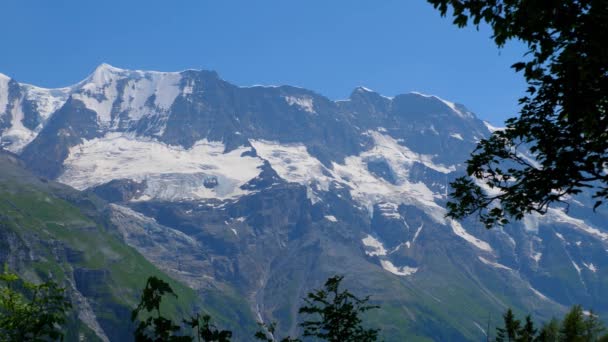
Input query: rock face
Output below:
<box><xmin>1</xmin><ymin>64</ymin><xmax>608</xmax><ymax>340</ymax></box>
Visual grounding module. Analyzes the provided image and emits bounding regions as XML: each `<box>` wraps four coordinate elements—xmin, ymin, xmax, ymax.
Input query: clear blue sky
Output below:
<box><xmin>0</xmin><ymin>0</ymin><xmax>527</xmax><ymax>124</ymax></box>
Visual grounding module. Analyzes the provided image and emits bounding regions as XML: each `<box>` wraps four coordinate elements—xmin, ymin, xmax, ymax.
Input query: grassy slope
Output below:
<box><xmin>0</xmin><ymin>153</ymin><xmax>255</xmax><ymax>340</ymax></box>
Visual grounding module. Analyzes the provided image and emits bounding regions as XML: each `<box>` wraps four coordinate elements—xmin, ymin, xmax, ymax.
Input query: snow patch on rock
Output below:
<box><xmin>380</xmin><ymin>260</ymin><xmax>418</xmax><ymax>276</ymax></box>
<box><xmin>324</xmin><ymin>215</ymin><xmax>338</xmax><ymax>222</ymax></box>
<box><xmin>283</xmin><ymin>96</ymin><xmax>315</xmax><ymax>113</ymax></box>
<box><xmin>58</xmin><ymin>133</ymin><xmax>264</xmax><ymax>200</ymax></box>
<box><xmin>410</xmin><ymin>91</ymin><xmax>473</xmax><ymax>119</ymax></box>
<box><xmin>451</xmin><ymin>221</ymin><xmax>493</xmax><ymax>253</ymax></box>
<box><xmin>362</xmin><ymin>235</ymin><xmax>387</xmax><ymax>256</ymax></box>
<box><xmin>0</xmin><ymin>74</ymin><xmax>9</xmax><ymax>114</ymax></box>
<box><xmin>449</xmin><ymin>133</ymin><xmax>463</xmax><ymax>141</ymax></box>
<box><xmin>478</xmin><ymin>256</ymin><xmax>512</xmax><ymax>271</ymax></box>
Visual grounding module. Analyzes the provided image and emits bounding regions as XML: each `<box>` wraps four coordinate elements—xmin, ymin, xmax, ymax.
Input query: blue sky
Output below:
<box><xmin>0</xmin><ymin>0</ymin><xmax>526</xmax><ymax>124</ymax></box>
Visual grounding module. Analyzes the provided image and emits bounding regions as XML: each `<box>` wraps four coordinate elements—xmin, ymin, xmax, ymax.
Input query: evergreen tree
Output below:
<box><xmin>560</xmin><ymin>305</ymin><xmax>587</xmax><ymax>342</ymax></box>
<box><xmin>298</xmin><ymin>275</ymin><xmax>380</xmax><ymax>342</ymax></box>
<box><xmin>496</xmin><ymin>309</ymin><xmax>522</xmax><ymax>342</ymax></box>
<box><xmin>536</xmin><ymin>318</ymin><xmax>560</xmax><ymax>342</ymax></box>
<box><xmin>518</xmin><ymin>315</ymin><xmax>537</xmax><ymax>342</ymax></box>
<box><xmin>581</xmin><ymin>310</ymin><xmax>605</xmax><ymax>342</ymax></box>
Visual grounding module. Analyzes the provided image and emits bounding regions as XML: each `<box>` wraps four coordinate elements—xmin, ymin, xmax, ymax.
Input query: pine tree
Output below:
<box><xmin>582</xmin><ymin>310</ymin><xmax>606</xmax><ymax>342</ymax></box>
<box><xmin>298</xmin><ymin>275</ymin><xmax>380</xmax><ymax>342</ymax></box>
<box><xmin>536</xmin><ymin>318</ymin><xmax>560</xmax><ymax>342</ymax></box>
<box><xmin>560</xmin><ymin>305</ymin><xmax>586</xmax><ymax>342</ymax></box>
<box><xmin>496</xmin><ymin>309</ymin><xmax>522</xmax><ymax>342</ymax></box>
<box><xmin>516</xmin><ymin>315</ymin><xmax>537</xmax><ymax>342</ymax></box>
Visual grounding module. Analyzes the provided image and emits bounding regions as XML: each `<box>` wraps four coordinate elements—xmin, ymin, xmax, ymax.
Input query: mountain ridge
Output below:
<box><xmin>1</xmin><ymin>64</ymin><xmax>607</xmax><ymax>341</ymax></box>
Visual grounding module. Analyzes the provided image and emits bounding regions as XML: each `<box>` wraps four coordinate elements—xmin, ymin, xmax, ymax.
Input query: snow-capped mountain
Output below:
<box><xmin>1</xmin><ymin>64</ymin><xmax>607</xmax><ymax>340</ymax></box>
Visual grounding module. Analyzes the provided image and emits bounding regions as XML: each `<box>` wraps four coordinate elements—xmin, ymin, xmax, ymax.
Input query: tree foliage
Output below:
<box><xmin>493</xmin><ymin>305</ymin><xmax>607</xmax><ymax>342</ymax></box>
<box><xmin>298</xmin><ymin>275</ymin><xmax>380</xmax><ymax>342</ymax></box>
<box><xmin>0</xmin><ymin>266</ymin><xmax>71</xmax><ymax>342</ymax></box>
<box><xmin>131</xmin><ymin>276</ymin><xmax>188</xmax><ymax>342</ymax></box>
<box><xmin>131</xmin><ymin>276</ymin><xmax>233</xmax><ymax>342</ymax></box>
<box><xmin>184</xmin><ymin>313</ymin><xmax>233</xmax><ymax>342</ymax></box>
<box><xmin>427</xmin><ymin>0</ymin><xmax>608</xmax><ymax>227</ymax></box>
<box><xmin>133</xmin><ymin>275</ymin><xmax>380</xmax><ymax>341</ymax></box>
<box><xmin>254</xmin><ymin>321</ymin><xmax>301</xmax><ymax>342</ymax></box>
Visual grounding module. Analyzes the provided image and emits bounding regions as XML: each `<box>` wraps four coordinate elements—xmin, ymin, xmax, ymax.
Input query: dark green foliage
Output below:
<box><xmin>519</xmin><ymin>316</ymin><xmax>537</xmax><ymax>342</ymax></box>
<box><xmin>537</xmin><ymin>318</ymin><xmax>560</xmax><ymax>342</ymax></box>
<box><xmin>426</xmin><ymin>0</ymin><xmax>608</xmax><ymax>227</ymax></box>
<box><xmin>298</xmin><ymin>275</ymin><xmax>380</xmax><ymax>342</ymax></box>
<box><xmin>254</xmin><ymin>322</ymin><xmax>300</xmax><ymax>342</ymax></box>
<box><xmin>494</xmin><ymin>305</ymin><xmax>608</xmax><ymax>342</ymax></box>
<box><xmin>495</xmin><ymin>309</ymin><xmax>521</xmax><ymax>342</ymax></box>
<box><xmin>132</xmin><ymin>275</ymin><xmax>380</xmax><ymax>341</ymax></box>
<box><xmin>560</xmin><ymin>305</ymin><xmax>606</xmax><ymax>342</ymax></box>
<box><xmin>184</xmin><ymin>313</ymin><xmax>233</xmax><ymax>342</ymax></box>
<box><xmin>131</xmin><ymin>276</ymin><xmax>190</xmax><ymax>342</ymax></box>
<box><xmin>0</xmin><ymin>266</ymin><xmax>72</xmax><ymax>341</ymax></box>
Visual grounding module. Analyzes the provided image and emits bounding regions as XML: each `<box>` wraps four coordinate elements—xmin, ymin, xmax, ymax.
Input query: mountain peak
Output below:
<box><xmin>85</xmin><ymin>63</ymin><xmax>127</xmax><ymax>86</ymax></box>
<box><xmin>95</xmin><ymin>63</ymin><xmax>124</xmax><ymax>74</ymax></box>
<box><xmin>349</xmin><ymin>86</ymin><xmax>393</xmax><ymax>103</ymax></box>
<box><xmin>409</xmin><ymin>91</ymin><xmax>475</xmax><ymax>119</ymax></box>
<box><xmin>355</xmin><ymin>86</ymin><xmax>375</xmax><ymax>93</ymax></box>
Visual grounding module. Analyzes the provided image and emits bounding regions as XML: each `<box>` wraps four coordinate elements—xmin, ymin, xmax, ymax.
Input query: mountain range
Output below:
<box><xmin>1</xmin><ymin>64</ymin><xmax>607</xmax><ymax>341</ymax></box>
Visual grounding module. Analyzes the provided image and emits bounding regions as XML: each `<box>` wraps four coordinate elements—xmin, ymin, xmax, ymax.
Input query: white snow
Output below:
<box><xmin>412</xmin><ymin>223</ymin><xmax>423</xmax><ymax>243</ymax></box>
<box><xmin>478</xmin><ymin>256</ymin><xmax>512</xmax><ymax>271</ymax></box>
<box><xmin>548</xmin><ymin>208</ymin><xmax>608</xmax><ymax>241</ymax></box>
<box><xmin>380</xmin><ymin>260</ymin><xmax>418</xmax><ymax>276</ymax></box>
<box><xmin>483</xmin><ymin>121</ymin><xmax>505</xmax><ymax>132</ymax></box>
<box><xmin>22</xmin><ymin>85</ymin><xmax>70</xmax><ymax>119</ymax></box>
<box><xmin>377</xmin><ymin>202</ymin><xmax>401</xmax><ymax>219</ymax></box>
<box><xmin>0</xmin><ymin>75</ymin><xmax>69</xmax><ymax>152</ymax></box>
<box><xmin>252</xmin><ymin>132</ymin><xmax>492</xmax><ymax>253</ymax></box>
<box><xmin>529</xmin><ymin>286</ymin><xmax>550</xmax><ymax>301</ymax></box>
<box><xmin>0</xmin><ymin>76</ymin><xmax>47</xmax><ymax>152</ymax></box>
<box><xmin>583</xmin><ymin>262</ymin><xmax>597</xmax><ymax>273</ymax></box>
<box><xmin>523</xmin><ymin>215</ymin><xmax>540</xmax><ymax>232</ymax></box>
<box><xmin>58</xmin><ymin>133</ymin><xmax>264</xmax><ymax>200</ymax></box>
<box><xmin>523</xmin><ymin>208</ymin><xmax>607</xmax><ymax>244</ymax></box>
<box><xmin>449</xmin><ymin>133</ymin><xmax>463</xmax><ymax>141</ymax></box>
<box><xmin>324</xmin><ymin>215</ymin><xmax>338</xmax><ymax>222</ymax></box>
<box><xmin>357</xmin><ymin>86</ymin><xmax>374</xmax><ymax>93</ymax></box>
<box><xmin>363</xmin><ymin>131</ymin><xmax>455</xmax><ymax>174</ymax></box>
<box><xmin>283</xmin><ymin>96</ymin><xmax>315</xmax><ymax>113</ymax></box>
<box><xmin>1</xmin><ymin>100</ymin><xmax>36</xmax><ymax>152</ymax></box>
<box><xmin>250</xmin><ymin>140</ymin><xmax>332</xmax><ymax>198</ymax></box>
<box><xmin>0</xmin><ymin>74</ymin><xmax>10</xmax><ymax>114</ymax></box>
<box><xmin>119</xmin><ymin>72</ymin><xmax>181</xmax><ymax>121</ymax></box>
<box><xmin>410</xmin><ymin>91</ymin><xmax>473</xmax><ymax>119</ymax></box>
<box><xmin>154</xmin><ymin>73</ymin><xmax>182</xmax><ymax>110</ymax></box>
<box><xmin>72</xmin><ymin>63</ymin><xmax>181</xmax><ymax>129</ymax></box>
<box><xmin>362</xmin><ymin>235</ymin><xmax>387</xmax><ymax>256</ymax></box>
<box><xmin>451</xmin><ymin>221</ymin><xmax>493</xmax><ymax>253</ymax></box>
<box><xmin>572</xmin><ymin>261</ymin><xmax>582</xmax><ymax>276</ymax></box>
<box><xmin>473</xmin><ymin>322</ymin><xmax>487</xmax><ymax>337</ymax></box>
